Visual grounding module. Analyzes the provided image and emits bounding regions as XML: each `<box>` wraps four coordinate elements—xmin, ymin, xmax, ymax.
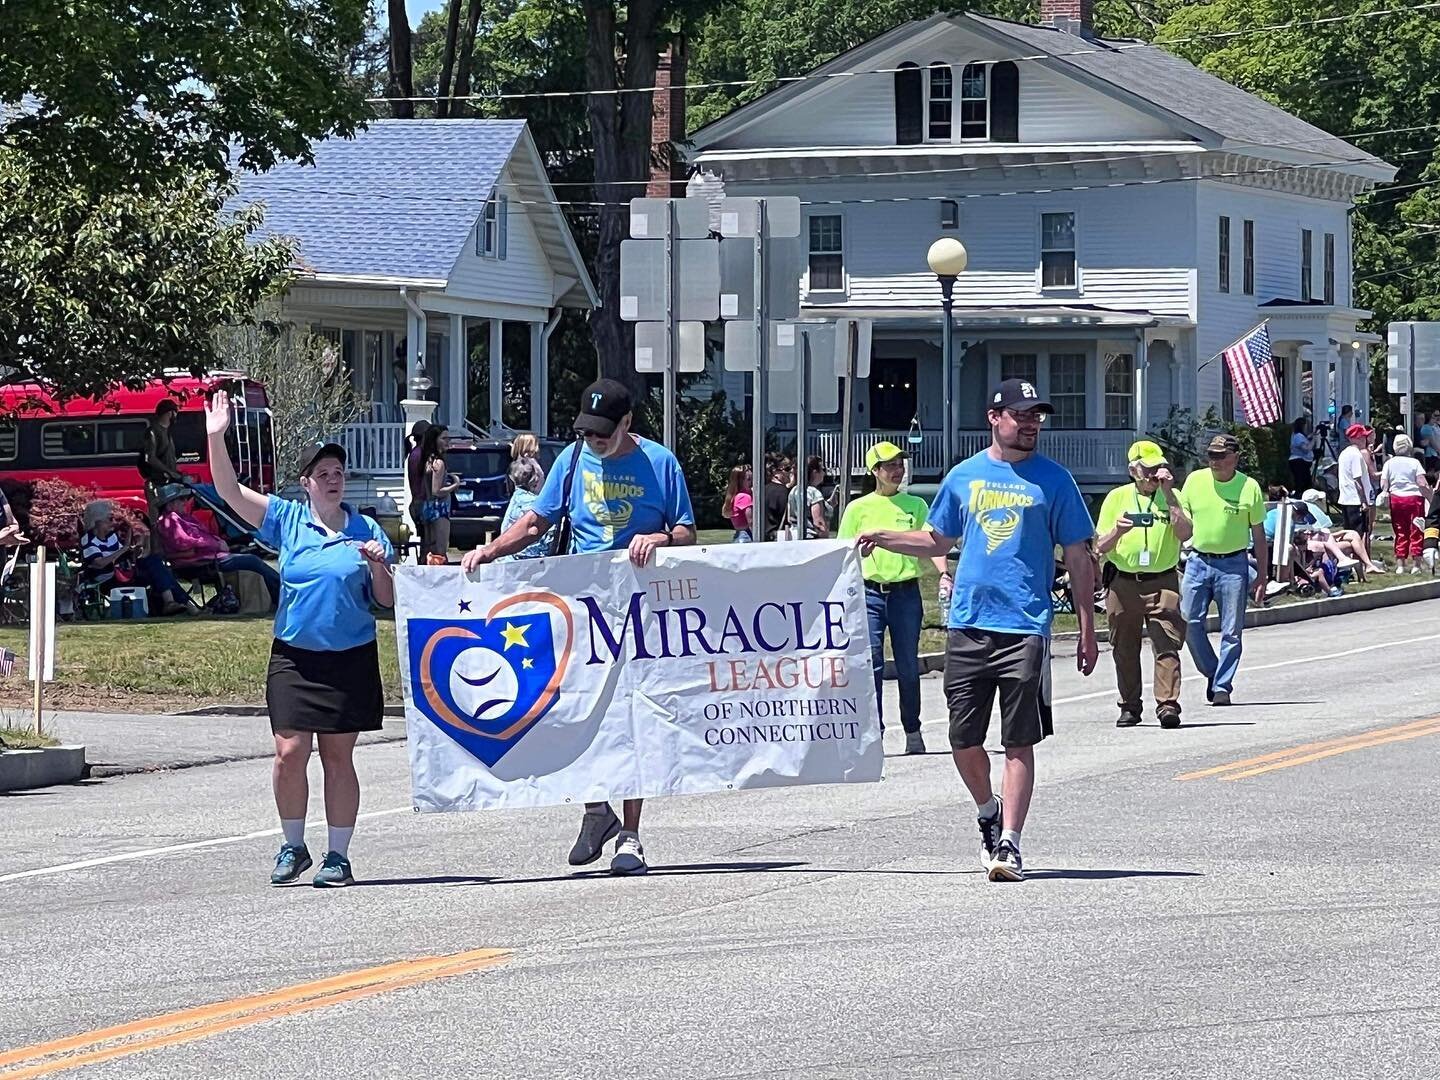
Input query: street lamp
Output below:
<box><xmin>927</xmin><ymin>237</ymin><xmax>968</xmax><ymax>472</ymax></box>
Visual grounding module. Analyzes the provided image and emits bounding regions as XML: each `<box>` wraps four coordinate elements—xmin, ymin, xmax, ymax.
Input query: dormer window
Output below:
<box><xmin>927</xmin><ymin>64</ymin><xmax>953</xmax><ymax>141</ymax></box>
<box><xmin>960</xmin><ymin>63</ymin><xmax>988</xmax><ymax>141</ymax></box>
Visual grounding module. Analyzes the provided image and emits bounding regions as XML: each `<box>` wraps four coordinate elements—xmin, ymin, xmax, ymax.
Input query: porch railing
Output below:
<box><xmin>339</xmin><ymin>421</ymin><xmax>407</xmax><ymax>474</ymax></box>
<box><xmin>809</xmin><ymin>427</ymin><xmax>1135</xmax><ymax>480</ymax></box>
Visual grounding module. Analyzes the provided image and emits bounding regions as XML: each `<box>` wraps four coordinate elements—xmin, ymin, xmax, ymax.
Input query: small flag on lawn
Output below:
<box><xmin>1223</xmin><ymin>322</ymin><xmax>1282</xmax><ymax>427</ymax></box>
<box><xmin>0</xmin><ymin>647</ymin><xmax>16</xmax><ymax>677</ymax></box>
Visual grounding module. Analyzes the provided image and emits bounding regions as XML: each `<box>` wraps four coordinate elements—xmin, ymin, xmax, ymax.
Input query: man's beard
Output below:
<box><xmin>1001</xmin><ymin>429</ymin><xmax>1038</xmax><ymax>451</ymax></box>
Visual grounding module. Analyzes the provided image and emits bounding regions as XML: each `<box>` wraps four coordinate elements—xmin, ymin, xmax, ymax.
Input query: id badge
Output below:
<box><xmin>1138</xmin><ymin>550</ymin><xmax>1152</xmax><ymax>568</ymax></box>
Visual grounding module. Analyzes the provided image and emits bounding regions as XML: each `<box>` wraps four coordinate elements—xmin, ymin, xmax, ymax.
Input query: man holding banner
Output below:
<box><xmin>460</xmin><ymin>379</ymin><xmax>695</xmax><ymax>876</ymax></box>
<box><xmin>857</xmin><ymin>379</ymin><xmax>1098</xmax><ymax>883</ymax></box>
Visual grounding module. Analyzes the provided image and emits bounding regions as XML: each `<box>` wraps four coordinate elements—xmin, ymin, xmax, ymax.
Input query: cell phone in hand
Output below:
<box><xmin>1124</xmin><ymin>511</ymin><xmax>1155</xmax><ymax>527</ymax></box>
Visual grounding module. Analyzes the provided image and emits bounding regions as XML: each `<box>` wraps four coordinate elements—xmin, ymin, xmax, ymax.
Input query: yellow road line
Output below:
<box><xmin>0</xmin><ymin>948</ymin><xmax>509</xmax><ymax>1079</ymax></box>
<box><xmin>1174</xmin><ymin>716</ymin><xmax>1440</xmax><ymax>781</ymax></box>
<box><xmin>1220</xmin><ymin>723</ymin><xmax>1440</xmax><ymax>780</ymax></box>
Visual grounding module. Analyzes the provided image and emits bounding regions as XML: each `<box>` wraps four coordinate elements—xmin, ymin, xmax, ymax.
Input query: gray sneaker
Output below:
<box><xmin>976</xmin><ymin>796</ymin><xmax>1003</xmax><ymax>870</ymax></box>
<box><xmin>610</xmin><ymin>831</ymin><xmax>648</xmax><ymax>876</ymax></box>
<box><xmin>568</xmin><ymin>804</ymin><xmax>621</xmax><ymax>866</ymax></box>
<box><xmin>270</xmin><ymin>843</ymin><xmax>312</xmax><ymax>886</ymax></box>
<box><xmin>904</xmin><ymin>730</ymin><xmax>926</xmax><ymax>754</ymax></box>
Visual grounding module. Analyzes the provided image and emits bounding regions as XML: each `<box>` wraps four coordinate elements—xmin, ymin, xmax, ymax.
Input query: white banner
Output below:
<box><xmin>396</xmin><ymin>541</ymin><xmax>882</xmax><ymax>812</ymax></box>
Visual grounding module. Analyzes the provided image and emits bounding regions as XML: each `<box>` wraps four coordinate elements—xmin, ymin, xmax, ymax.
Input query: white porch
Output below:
<box><xmin>1261</xmin><ymin>305</ymin><xmax>1377</xmax><ymax>425</ymax></box>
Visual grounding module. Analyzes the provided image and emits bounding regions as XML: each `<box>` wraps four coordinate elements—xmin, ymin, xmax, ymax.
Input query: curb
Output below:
<box><xmin>885</xmin><ymin>578</ymin><xmax>1440</xmax><ymax>679</ymax></box>
<box><xmin>85</xmin><ymin>726</ymin><xmax>408</xmax><ymax>778</ymax></box>
<box><xmin>0</xmin><ymin>745</ymin><xmax>87</xmax><ymax>791</ymax></box>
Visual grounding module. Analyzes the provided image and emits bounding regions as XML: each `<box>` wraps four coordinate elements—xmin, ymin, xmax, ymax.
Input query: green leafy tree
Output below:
<box><xmin>0</xmin><ymin>154</ymin><xmax>293</xmax><ymax>400</ymax></box>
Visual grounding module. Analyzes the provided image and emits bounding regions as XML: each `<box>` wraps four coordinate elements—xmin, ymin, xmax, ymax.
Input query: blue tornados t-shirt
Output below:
<box><xmin>258</xmin><ymin>497</ymin><xmax>394</xmax><ymax>652</ymax></box>
<box><xmin>927</xmin><ymin>450</ymin><xmax>1094</xmax><ymax>638</ymax></box>
<box><xmin>532</xmin><ymin>435</ymin><xmax>695</xmax><ymax>554</ymax></box>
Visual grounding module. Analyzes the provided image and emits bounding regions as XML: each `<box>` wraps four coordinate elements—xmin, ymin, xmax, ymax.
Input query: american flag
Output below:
<box><xmin>1223</xmin><ymin>323</ymin><xmax>1282</xmax><ymax>427</ymax></box>
<box><xmin>0</xmin><ymin>647</ymin><xmax>15</xmax><ymax>677</ymax></box>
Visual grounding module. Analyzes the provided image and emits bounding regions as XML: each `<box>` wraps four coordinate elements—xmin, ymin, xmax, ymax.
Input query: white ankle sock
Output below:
<box><xmin>281</xmin><ymin>819</ymin><xmax>305</xmax><ymax>847</ymax></box>
<box><xmin>1001</xmin><ymin>829</ymin><xmax>1022</xmax><ymax>850</ymax></box>
<box><xmin>976</xmin><ymin>796</ymin><xmax>999</xmax><ymax>820</ymax></box>
<box><xmin>327</xmin><ymin>825</ymin><xmax>354</xmax><ymax>858</ymax></box>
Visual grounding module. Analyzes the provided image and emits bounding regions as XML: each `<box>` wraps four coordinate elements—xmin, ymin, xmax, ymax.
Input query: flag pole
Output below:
<box><xmin>1196</xmin><ymin>321</ymin><xmax>1270</xmax><ymax>374</ymax></box>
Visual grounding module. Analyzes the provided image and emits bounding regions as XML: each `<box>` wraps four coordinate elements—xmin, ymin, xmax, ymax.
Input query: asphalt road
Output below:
<box><xmin>4</xmin><ymin>602</ymin><xmax>1440</xmax><ymax>1079</ymax></box>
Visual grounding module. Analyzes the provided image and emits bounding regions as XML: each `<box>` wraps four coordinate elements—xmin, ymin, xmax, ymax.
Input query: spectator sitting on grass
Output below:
<box><xmin>153</xmin><ymin>484</ymin><xmax>281</xmax><ymax>610</ymax></box>
<box><xmin>80</xmin><ymin>500</ymin><xmax>195</xmax><ymax>616</ymax></box>
<box><xmin>1264</xmin><ymin>485</ymin><xmax>1360</xmax><ymax>570</ymax></box>
<box><xmin>1299</xmin><ymin>488</ymin><xmax>1385</xmax><ymax>573</ymax></box>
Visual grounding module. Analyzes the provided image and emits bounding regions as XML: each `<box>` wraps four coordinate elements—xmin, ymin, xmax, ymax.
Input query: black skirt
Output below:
<box><xmin>265</xmin><ymin>639</ymin><xmax>385</xmax><ymax>735</ymax></box>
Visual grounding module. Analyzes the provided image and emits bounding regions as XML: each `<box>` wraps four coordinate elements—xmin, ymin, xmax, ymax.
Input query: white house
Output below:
<box><xmin>232</xmin><ymin>119</ymin><xmax>597</xmax><ymax>500</ymax></box>
<box><xmin>684</xmin><ymin>2</ymin><xmax>1396</xmax><ymax>487</ymax></box>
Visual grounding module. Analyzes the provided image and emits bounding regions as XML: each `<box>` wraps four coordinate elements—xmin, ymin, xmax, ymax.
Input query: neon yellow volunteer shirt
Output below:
<box><xmin>837</xmin><ymin>490</ymin><xmax>931</xmax><ymax>584</ymax></box>
<box><xmin>1096</xmin><ymin>483</ymin><xmax>1181</xmax><ymax>573</ymax></box>
<box><xmin>1179</xmin><ymin>468</ymin><xmax>1265</xmax><ymax>554</ymax></box>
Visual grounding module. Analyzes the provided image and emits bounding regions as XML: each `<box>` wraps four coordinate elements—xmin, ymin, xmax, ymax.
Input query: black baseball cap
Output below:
<box><xmin>298</xmin><ymin>441</ymin><xmax>347</xmax><ymax>477</ymax></box>
<box><xmin>574</xmin><ymin>378</ymin><xmax>633</xmax><ymax>437</ymax></box>
<box><xmin>990</xmin><ymin>378</ymin><xmax>1054</xmax><ymax>414</ymax></box>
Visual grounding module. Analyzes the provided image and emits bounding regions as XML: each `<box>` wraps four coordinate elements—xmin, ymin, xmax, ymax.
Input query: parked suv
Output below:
<box><xmin>446</xmin><ymin>436</ymin><xmax>568</xmax><ymax>549</ymax></box>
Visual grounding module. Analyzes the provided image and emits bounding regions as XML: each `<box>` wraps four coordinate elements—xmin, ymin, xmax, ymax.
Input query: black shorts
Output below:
<box><xmin>943</xmin><ymin>629</ymin><xmax>1052</xmax><ymax>750</ymax></box>
<box><xmin>266</xmin><ymin>638</ymin><xmax>384</xmax><ymax>735</ymax></box>
<box><xmin>1342</xmin><ymin>505</ymin><xmax>1369</xmax><ymax>533</ymax></box>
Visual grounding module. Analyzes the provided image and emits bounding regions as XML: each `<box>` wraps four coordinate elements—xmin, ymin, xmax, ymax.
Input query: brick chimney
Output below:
<box><xmin>1040</xmin><ymin>0</ymin><xmax>1094</xmax><ymax>36</ymax></box>
<box><xmin>647</xmin><ymin>37</ymin><xmax>688</xmax><ymax>198</ymax></box>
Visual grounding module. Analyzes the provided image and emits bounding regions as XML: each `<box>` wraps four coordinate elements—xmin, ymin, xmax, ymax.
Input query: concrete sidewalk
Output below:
<box><xmin>34</xmin><ymin>710</ymin><xmax>407</xmax><ymax>777</ymax></box>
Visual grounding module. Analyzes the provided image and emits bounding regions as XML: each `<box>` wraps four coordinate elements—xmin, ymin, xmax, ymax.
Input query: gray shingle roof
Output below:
<box><xmin>968</xmin><ymin>16</ymin><xmax>1388</xmax><ymax>171</ymax></box>
<box><xmin>230</xmin><ymin>119</ymin><xmax>527</xmax><ymax>282</ymax></box>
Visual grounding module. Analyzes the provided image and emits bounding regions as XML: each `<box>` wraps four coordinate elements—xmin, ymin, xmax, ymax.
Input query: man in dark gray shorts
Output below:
<box><xmin>859</xmin><ymin>379</ymin><xmax>1097</xmax><ymax>882</ymax></box>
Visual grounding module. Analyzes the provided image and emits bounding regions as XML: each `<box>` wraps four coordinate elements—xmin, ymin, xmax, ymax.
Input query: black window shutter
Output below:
<box><xmin>991</xmin><ymin>62</ymin><xmax>1019</xmax><ymax>143</ymax></box>
<box><xmin>895</xmin><ymin>63</ymin><xmax>922</xmax><ymax>145</ymax></box>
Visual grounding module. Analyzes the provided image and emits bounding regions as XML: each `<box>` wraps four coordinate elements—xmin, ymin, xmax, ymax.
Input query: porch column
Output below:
<box><xmin>448</xmin><ymin>313</ymin><xmax>466</xmax><ymax>430</ymax></box>
<box><xmin>1283</xmin><ymin>349</ymin><xmax>1304</xmax><ymax>420</ymax></box>
<box><xmin>530</xmin><ymin>321</ymin><xmax>549</xmax><ymax>437</ymax></box>
<box><xmin>488</xmin><ymin>318</ymin><xmax>504</xmax><ymax>434</ymax></box>
<box><xmin>1085</xmin><ymin>347</ymin><xmax>1105</xmax><ymax>430</ymax></box>
<box><xmin>1134</xmin><ymin>330</ymin><xmax>1149</xmax><ymax>435</ymax></box>
<box><xmin>406</xmin><ymin>308</ymin><xmax>424</xmax><ymax>391</ymax></box>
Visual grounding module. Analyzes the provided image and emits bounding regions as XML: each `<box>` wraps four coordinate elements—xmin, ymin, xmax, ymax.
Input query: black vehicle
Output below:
<box><xmin>446</xmin><ymin>436</ymin><xmax>568</xmax><ymax>548</ymax></box>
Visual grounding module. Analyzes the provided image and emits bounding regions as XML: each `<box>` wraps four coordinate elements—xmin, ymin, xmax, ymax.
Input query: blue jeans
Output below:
<box><xmin>135</xmin><ymin>555</ymin><xmax>182</xmax><ymax>607</ymax></box>
<box><xmin>1180</xmin><ymin>552</ymin><xmax>1248</xmax><ymax>694</ymax></box>
<box><xmin>866</xmin><ymin>581</ymin><xmax>923</xmax><ymax>734</ymax></box>
<box><xmin>217</xmin><ymin>553</ymin><xmax>281</xmax><ymax>608</ymax></box>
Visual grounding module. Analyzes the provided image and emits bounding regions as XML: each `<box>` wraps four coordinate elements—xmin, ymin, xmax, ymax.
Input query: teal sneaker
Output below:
<box><xmin>270</xmin><ymin>843</ymin><xmax>313</xmax><ymax>886</ymax></box>
<box><xmin>312</xmin><ymin>851</ymin><xmax>355</xmax><ymax>888</ymax></box>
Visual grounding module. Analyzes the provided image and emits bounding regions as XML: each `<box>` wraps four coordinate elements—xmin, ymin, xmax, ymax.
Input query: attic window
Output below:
<box><xmin>927</xmin><ymin>64</ymin><xmax>953</xmax><ymax>141</ymax></box>
<box><xmin>960</xmin><ymin>64</ymin><xmax>989</xmax><ymax>141</ymax></box>
<box><xmin>477</xmin><ymin>194</ymin><xmax>508</xmax><ymax>259</ymax></box>
<box><xmin>894</xmin><ymin>63</ymin><xmax>923</xmax><ymax>145</ymax></box>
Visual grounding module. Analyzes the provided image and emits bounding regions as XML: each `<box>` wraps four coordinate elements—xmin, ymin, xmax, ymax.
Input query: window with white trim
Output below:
<box><xmin>927</xmin><ymin>64</ymin><xmax>952</xmax><ymax>141</ymax></box>
<box><xmin>1040</xmin><ymin>212</ymin><xmax>1076</xmax><ymax>289</ymax></box>
<box><xmin>1301</xmin><ymin>228</ymin><xmax>1313</xmax><ymax>301</ymax></box>
<box><xmin>1049</xmin><ymin>353</ymin><xmax>1087</xmax><ymax>429</ymax></box>
<box><xmin>1324</xmin><ymin>233</ymin><xmax>1336</xmax><ymax>304</ymax></box>
<box><xmin>1218</xmin><ymin>216</ymin><xmax>1231</xmax><ymax>293</ymax></box>
<box><xmin>1243</xmin><ymin>219</ymin><xmax>1255</xmax><ymax>295</ymax></box>
<box><xmin>807</xmin><ymin>215</ymin><xmax>844</xmax><ymax>291</ymax></box>
<box><xmin>1000</xmin><ymin>353</ymin><xmax>1038</xmax><ymax>385</ymax></box>
<box><xmin>960</xmin><ymin>63</ymin><xmax>988</xmax><ymax>140</ymax></box>
<box><xmin>476</xmin><ymin>195</ymin><xmax>508</xmax><ymax>259</ymax></box>
<box><xmin>1104</xmin><ymin>352</ymin><xmax>1135</xmax><ymax>429</ymax></box>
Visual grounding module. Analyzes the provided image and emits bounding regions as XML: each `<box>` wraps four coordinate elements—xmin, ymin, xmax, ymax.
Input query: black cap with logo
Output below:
<box><xmin>990</xmin><ymin>378</ymin><xmax>1054</xmax><ymax>414</ymax></box>
<box><xmin>298</xmin><ymin>440</ymin><xmax>347</xmax><ymax>478</ymax></box>
<box><xmin>574</xmin><ymin>378</ymin><xmax>633</xmax><ymax>437</ymax></box>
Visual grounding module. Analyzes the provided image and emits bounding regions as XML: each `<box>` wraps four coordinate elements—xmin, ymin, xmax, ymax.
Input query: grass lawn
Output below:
<box><xmin>0</xmin><ymin>527</ymin><xmax>1412</xmax><ymax>711</ymax></box>
<box><xmin>0</xmin><ymin>723</ymin><xmax>59</xmax><ymax>748</ymax></box>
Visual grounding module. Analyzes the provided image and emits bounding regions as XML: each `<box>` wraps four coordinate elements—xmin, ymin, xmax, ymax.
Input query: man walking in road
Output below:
<box><xmin>837</xmin><ymin>441</ymin><xmax>931</xmax><ymax>755</ymax></box>
<box><xmin>857</xmin><ymin>379</ymin><xmax>1097</xmax><ymax>883</ymax></box>
<box><xmin>1096</xmin><ymin>441</ymin><xmax>1192</xmax><ymax>729</ymax></box>
<box><xmin>461</xmin><ymin>379</ymin><xmax>695</xmax><ymax>876</ymax></box>
<box><xmin>1179</xmin><ymin>434</ymin><xmax>1268</xmax><ymax>706</ymax></box>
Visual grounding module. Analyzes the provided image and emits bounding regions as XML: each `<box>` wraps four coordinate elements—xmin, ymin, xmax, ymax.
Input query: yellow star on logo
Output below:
<box><xmin>500</xmin><ymin>622</ymin><xmax>529</xmax><ymax>650</ymax></box>
<box><xmin>521</xmin><ymin>657</ymin><xmax>534</xmax><ymax>669</ymax></box>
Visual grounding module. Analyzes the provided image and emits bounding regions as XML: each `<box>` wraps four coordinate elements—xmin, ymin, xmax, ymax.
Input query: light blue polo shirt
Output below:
<box><xmin>258</xmin><ymin>497</ymin><xmax>394</xmax><ymax>652</ymax></box>
<box><xmin>532</xmin><ymin>436</ymin><xmax>694</xmax><ymax>554</ymax></box>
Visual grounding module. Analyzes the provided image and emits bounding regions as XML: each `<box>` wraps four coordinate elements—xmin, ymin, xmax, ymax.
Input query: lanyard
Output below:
<box><xmin>1133</xmin><ymin>485</ymin><xmax>1160</xmax><ymax>558</ymax></box>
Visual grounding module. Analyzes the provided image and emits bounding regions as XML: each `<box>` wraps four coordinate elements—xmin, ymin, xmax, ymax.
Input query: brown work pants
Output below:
<box><xmin>1105</xmin><ymin>568</ymin><xmax>1185</xmax><ymax>712</ymax></box>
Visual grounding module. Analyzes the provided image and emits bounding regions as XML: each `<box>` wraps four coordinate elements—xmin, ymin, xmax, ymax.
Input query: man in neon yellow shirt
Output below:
<box><xmin>1178</xmin><ymin>433</ymin><xmax>1268</xmax><ymax>706</ymax></box>
<box><xmin>1096</xmin><ymin>440</ymin><xmax>1192</xmax><ymax>729</ymax></box>
<box><xmin>837</xmin><ymin>441</ymin><xmax>936</xmax><ymax>754</ymax></box>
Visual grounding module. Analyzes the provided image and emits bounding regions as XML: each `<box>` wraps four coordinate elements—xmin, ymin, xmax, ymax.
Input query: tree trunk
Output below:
<box><xmin>435</xmin><ymin>0</ymin><xmax>464</xmax><ymax>119</ymax></box>
<box><xmin>451</xmin><ymin>0</ymin><xmax>484</xmax><ymax>119</ymax></box>
<box><xmin>582</xmin><ymin>0</ymin><xmax>662</xmax><ymax>402</ymax></box>
<box><xmin>387</xmin><ymin>0</ymin><xmax>414</xmax><ymax>119</ymax></box>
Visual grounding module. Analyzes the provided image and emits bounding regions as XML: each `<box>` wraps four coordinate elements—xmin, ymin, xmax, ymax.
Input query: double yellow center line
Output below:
<box><xmin>0</xmin><ymin>948</ymin><xmax>509</xmax><ymax>1078</ymax></box>
<box><xmin>1177</xmin><ymin>715</ymin><xmax>1440</xmax><ymax>782</ymax></box>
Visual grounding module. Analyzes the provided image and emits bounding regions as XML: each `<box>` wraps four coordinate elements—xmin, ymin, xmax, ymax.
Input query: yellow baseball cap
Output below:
<box><xmin>865</xmin><ymin>440</ymin><xmax>907</xmax><ymax>470</ymax></box>
<box><xmin>1127</xmin><ymin>440</ymin><xmax>1168</xmax><ymax>467</ymax></box>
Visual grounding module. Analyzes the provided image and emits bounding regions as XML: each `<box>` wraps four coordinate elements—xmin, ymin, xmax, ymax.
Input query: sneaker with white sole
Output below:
<box><xmin>1412</xmin><ymin>564</ymin><xmax>1423</xmax><ymax>575</ymax></box>
<box><xmin>610</xmin><ymin>831</ymin><xmax>648</xmax><ymax>875</ymax></box>
<box><xmin>976</xmin><ymin>797</ymin><xmax>1003</xmax><ymax>870</ymax></box>
<box><xmin>904</xmin><ymin>730</ymin><xmax>926</xmax><ymax>754</ymax></box>
<box><xmin>568</xmin><ymin>804</ymin><xmax>621</xmax><ymax>866</ymax></box>
<box><xmin>988</xmin><ymin>840</ymin><xmax>1025</xmax><ymax>882</ymax></box>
